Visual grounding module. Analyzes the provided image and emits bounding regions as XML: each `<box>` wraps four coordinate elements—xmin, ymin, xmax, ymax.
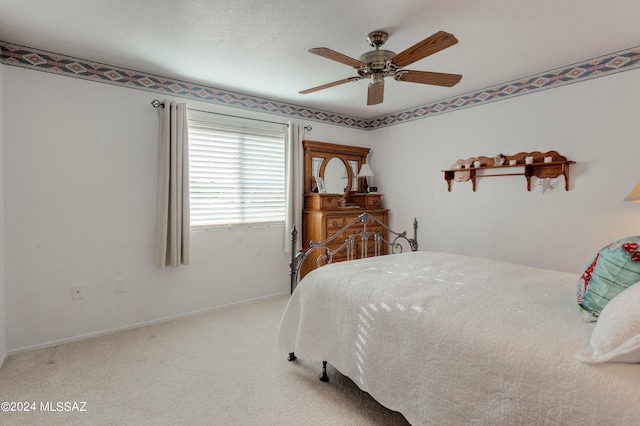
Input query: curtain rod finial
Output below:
<box><xmin>151</xmin><ymin>99</ymin><xmax>164</xmax><ymax>108</ymax></box>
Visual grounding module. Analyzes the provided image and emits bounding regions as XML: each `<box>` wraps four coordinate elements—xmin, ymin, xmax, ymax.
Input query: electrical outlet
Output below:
<box><xmin>115</xmin><ymin>279</ymin><xmax>125</xmax><ymax>293</ymax></box>
<box><xmin>71</xmin><ymin>284</ymin><xmax>84</xmax><ymax>300</ymax></box>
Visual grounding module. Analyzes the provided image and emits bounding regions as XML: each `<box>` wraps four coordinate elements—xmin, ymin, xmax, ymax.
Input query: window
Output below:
<box><xmin>188</xmin><ymin>113</ymin><xmax>286</xmax><ymax>229</ymax></box>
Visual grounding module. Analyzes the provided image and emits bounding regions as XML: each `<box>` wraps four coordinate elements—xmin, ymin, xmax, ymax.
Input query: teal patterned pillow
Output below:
<box><xmin>577</xmin><ymin>236</ymin><xmax>640</xmax><ymax>322</ymax></box>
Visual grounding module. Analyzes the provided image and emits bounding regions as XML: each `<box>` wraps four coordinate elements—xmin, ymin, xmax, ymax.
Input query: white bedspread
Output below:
<box><xmin>277</xmin><ymin>251</ymin><xmax>640</xmax><ymax>425</ymax></box>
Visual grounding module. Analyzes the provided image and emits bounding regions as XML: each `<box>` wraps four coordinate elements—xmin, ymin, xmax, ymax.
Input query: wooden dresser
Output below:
<box><xmin>300</xmin><ymin>193</ymin><xmax>389</xmax><ymax>278</ymax></box>
<box><xmin>298</xmin><ymin>140</ymin><xmax>390</xmax><ymax>278</ymax></box>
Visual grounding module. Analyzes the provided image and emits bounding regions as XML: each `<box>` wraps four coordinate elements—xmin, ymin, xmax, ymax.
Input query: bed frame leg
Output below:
<box><xmin>288</xmin><ymin>352</ymin><xmax>297</xmax><ymax>361</ymax></box>
<box><xmin>320</xmin><ymin>361</ymin><xmax>329</xmax><ymax>382</ymax></box>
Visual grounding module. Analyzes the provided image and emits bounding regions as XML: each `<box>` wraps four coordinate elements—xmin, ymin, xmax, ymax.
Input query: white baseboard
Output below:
<box><xmin>7</xmin><ymin>292</ymin><xmax>289</xmax><ymax>357</ymax></box>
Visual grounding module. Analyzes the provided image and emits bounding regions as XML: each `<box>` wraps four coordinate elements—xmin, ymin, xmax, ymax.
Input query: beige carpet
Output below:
<box><xmin>0</xmin><ymin>295</ymin><xmax>410</xmax><ymax>425</ymax></box>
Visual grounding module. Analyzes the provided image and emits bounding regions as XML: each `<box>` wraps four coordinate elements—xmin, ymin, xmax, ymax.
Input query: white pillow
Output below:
<box><xmin>575</xmin><ymin>282</ymin><xmax>640</xmax><ymax>364</ymax></box>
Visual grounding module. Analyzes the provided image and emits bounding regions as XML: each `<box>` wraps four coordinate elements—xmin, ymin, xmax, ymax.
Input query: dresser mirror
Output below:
<box><xmin>303</xmin><ymin>140</ymin><xmax>370</xmax><ymax>198</ymax></box>
<box><xmin>323</xmin><ymin>157</ymin><xmax>347</xmax><ymax>193</ymax></box>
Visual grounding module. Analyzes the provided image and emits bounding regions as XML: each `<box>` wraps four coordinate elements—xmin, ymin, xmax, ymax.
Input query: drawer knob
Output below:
<box><xmin>327</xmin><ymin>197</ymin><xmax>333</xmax><ymax>202</ymax></box>
<box><xmin>333</xmin><ymin>220</ymin><xmax>339</xmax><ymax>227</ymax></box>
<box><xmin>372</xmin><ymin>199</ymin><xmax>379</xmax><ymax>205</ymax></box>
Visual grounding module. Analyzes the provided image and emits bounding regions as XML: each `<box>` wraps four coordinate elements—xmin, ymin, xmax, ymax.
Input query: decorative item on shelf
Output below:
<box><xmin>493</xmin><ymin>155</ymin><xmax>505</xmax><ymax>166</ymax></box>
<box><xmin>369</xmin><ymin>186</ymin><xmax>379</xmax><ymax>193</ymax></box>
<box><xmin>624</xmin><ymin>182</ymin><xmax>640</xmax><ymax>202</ymax></box>
<box><xmin>314</xmin><ymin>176</ymin><xmax>326</xmax><ymax>193</ymax></box>
<box><xmin>538</xmin><ymin>178</ymin><xmax>554</xmax><ymax>193</ymax></box>
<box><xmin>358</xmin><ymin>163</ymin><xmax>374</xmax><ymax>193</ymax></box>
<box><xmin>341</xmin><ymin>170</ymin><xmax>349</xmax><ymax>194</ymax></box>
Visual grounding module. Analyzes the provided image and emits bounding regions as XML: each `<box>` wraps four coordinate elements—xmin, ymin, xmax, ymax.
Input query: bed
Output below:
<box><xmin>277</xmin><ymin>214</ymin><xmax>640</xmax><ymax>425</ymax></box>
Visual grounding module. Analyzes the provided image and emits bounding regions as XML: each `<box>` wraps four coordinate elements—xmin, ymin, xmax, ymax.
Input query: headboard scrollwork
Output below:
<box><xmin>289</xmin><ymin>213</ymin><xmax>418</xmax><ymax>294</ymax></box>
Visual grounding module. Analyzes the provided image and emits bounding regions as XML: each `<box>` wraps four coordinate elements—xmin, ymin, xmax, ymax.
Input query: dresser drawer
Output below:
<box><xmin>305</xmin><ymin>194</ymin><xmax>340</xmax><ymax>210</ymax></box>
<box><xmin>327</xmin><ymin>213</ymin><xmax>386</xmax><ymax>233</ymax></box>
<box><xmin>326</xmin><ymin>216</ymin><xmax>346</xmax><ymax>231</ymax></box>
<box><xmin>351</xmin><ymin>194</ymin><xmax>382</xmax><ymax>209</ymax></box>
<box><xmin>327</xmin><ymin>213</ymin><xmax>366</xmax><ymax>230</ymax></box>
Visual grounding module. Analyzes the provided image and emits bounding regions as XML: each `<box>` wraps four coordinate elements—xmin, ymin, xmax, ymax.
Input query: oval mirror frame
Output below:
<box><xmin>303</xmin><ymin>140</ymin><xmax>370</xmax><ymax>199</ymax></box>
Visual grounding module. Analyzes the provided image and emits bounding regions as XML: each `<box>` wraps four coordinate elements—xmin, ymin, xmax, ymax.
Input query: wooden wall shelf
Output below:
<box><xmin>442</xmin><ymin>151</ymin><xmax>575</xmax><ymax>192</ymax></box>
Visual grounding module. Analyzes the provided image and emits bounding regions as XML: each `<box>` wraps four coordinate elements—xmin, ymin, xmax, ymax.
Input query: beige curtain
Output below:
<box><xmin>284</xmin><ymin>121</ymin><xmax>304</xmax><ymax>252</ymax></box>
<box><xmin>156</xmin><ymin>100</ymin><xmax>190</xmax><ymax>268</ymax></box>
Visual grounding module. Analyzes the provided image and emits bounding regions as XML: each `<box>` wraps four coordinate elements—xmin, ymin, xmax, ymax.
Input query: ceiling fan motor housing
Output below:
<box><xmin>359</xmin><ymin>31</ymin><xmax>398</xmax><ymax>78</ymax></box>
<box><xmin>358</xmin><ymin>49</ymin><xmax>398</xmax><ymax>77</ymax></box>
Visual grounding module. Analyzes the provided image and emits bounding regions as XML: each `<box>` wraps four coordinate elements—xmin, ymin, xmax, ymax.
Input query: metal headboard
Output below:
<box><xmin>289</xmin><ymin>212</ymin><xmax>418</xmax><ymax>294</ymax></box>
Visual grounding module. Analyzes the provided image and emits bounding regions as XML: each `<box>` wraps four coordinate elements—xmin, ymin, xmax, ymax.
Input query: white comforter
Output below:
<box><xmin>277</xmin><ymin>251</ymin><xmax>640</xmax><ymax>425</ymax></box>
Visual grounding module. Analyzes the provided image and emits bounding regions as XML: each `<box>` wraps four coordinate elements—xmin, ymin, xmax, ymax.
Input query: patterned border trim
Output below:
<box><xmin>371</xmin><ymin>46</ymin><xmax>640</xmax><ymax>128</ymax></box>
<box><xmin>2</xmin><ymin>40</ymin><xmax>640</xmax><ymax>130</ymax></box>
<box><xmin>0</xmin><ymin>41</ymin><xmax>369</xmax><ymax>129</ymax></box>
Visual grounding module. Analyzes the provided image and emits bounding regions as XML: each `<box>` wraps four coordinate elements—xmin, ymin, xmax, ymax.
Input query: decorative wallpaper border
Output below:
<box><xmin>0</xmin><ymin>41</ymin><xmax>369</xmax><ymax>129</ymax></box>
<box><xmin>2</xmin><ymin>40</ymin><xmax>640</xmax><ymax>130</ymax></box>
<box><xmin>369</xmin><ymin>46</ymin><xmax>640</xmax><ymax>128</ymax></box>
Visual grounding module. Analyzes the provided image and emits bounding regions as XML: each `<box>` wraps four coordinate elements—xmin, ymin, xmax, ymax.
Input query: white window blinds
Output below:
<box><xmin>188</xmin><ymin>116</ymin><xmax>285</xmax><ymax>229</ymax></box>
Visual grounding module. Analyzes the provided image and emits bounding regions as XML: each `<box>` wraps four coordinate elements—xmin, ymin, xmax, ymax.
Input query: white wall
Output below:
<box><xmin>7</xmin><ymin>58</ymin><xmax>639</xmax><ymax>354</ymax></box>
<box><xmin>2</xmin><ymin>66</ymin><xmax>367</xmax><ymax>352</ymax></box>
<box><xmin>0</xmin><ymin>62</ymin><xmax>6</xmax><ymax>364</ymax></box>
<box><xmin>371</xmin><ymin>69</ymin><xmax>640</xmax><ymax>274</ymax></box>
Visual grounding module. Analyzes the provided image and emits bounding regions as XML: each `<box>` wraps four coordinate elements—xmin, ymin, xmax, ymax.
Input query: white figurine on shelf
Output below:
<box><xmin>538</xmin><ymin>178</ymin><xmax>554</xmax><ymax>193</ymax></box>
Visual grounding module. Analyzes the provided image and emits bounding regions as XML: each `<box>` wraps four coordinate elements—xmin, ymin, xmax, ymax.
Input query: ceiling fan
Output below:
<box><xmin>299</xmin><ymin>30</ymin><xmax>462</xmax><ymax>106</ymax></box>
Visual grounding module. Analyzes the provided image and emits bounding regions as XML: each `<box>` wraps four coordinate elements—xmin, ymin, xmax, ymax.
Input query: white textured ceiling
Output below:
<box><xmin>1</xmin><ymin>0</ymin><xmax>639</xmax><ymax>119</ymax></box>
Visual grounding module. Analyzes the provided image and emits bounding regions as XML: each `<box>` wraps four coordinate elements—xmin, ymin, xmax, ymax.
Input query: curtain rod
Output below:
<box><xmin>151</xmin><ymin>99</ymin><xmax>312</xmax><ymax>131</ymax></box>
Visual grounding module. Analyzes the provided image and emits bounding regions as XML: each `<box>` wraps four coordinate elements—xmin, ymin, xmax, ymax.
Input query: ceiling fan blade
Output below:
<box><xmin>367</xmin><ymin>82</ymin><xmax>384</xmax><ymax>105</ymax></box>
<box><xmin>309</xmin><ymin>48</ymin><xmax>367</xmax><ymax>68</ymax></box>
<box><xmin>299</xmin><ymin>76</ymin><xmax>362</xmax><ymax>94</ymax></box>
<box><xmin>395</xmin><ymin>70</ymin><xmax>462</xmax><ymax>87</ymax></box>
<box><xmin>391</xmin><ymin>31</ymin><xmax>458</xmax><ymax>68</ymax></box>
